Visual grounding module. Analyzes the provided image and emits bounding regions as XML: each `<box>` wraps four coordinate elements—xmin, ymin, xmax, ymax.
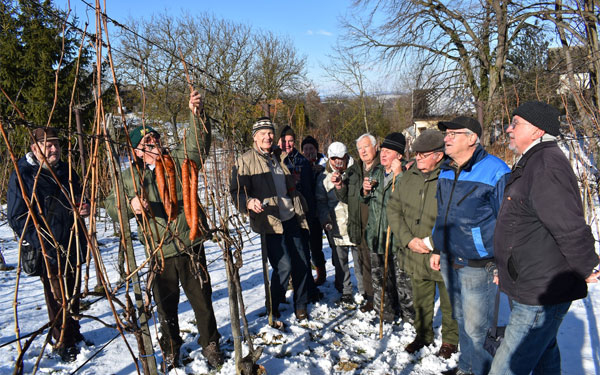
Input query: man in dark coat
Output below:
<box><xmin>489</xmin><ymin>101</ymin><xmax>599</xmax><ymax>375</ymax></box>
<box><xmin>279</xmin><ymin>126</ymin><xmax>326</xmax><ymax>290</ymax></box>
<box><xmin>8</xmin><ymin>128</ymin><xmax>89</xmax><ymax>362</ymax></box>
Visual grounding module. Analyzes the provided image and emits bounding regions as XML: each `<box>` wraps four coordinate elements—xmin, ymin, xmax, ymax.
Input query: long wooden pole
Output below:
<box><xmin>379</xmin><ymin>174</ymin><xmax>396</xmax><ymax>339</ymax></box>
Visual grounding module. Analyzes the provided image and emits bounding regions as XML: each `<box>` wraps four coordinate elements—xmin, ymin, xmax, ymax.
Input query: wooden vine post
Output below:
<box><xmin>105</xmin><ymin>114</ymin><xmax>158</xmax><ymax>375</ymax></box>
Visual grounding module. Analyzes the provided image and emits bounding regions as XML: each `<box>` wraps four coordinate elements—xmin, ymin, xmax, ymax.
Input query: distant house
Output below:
<box><xmin>404</xmin><ymin>88</ymin><xmax>475</xmax><ymax>148</ymax></box>
<box><xmin>547</xmin><ymin>46</ymin><xmax>591</xmax><ymax>95</ymax></box>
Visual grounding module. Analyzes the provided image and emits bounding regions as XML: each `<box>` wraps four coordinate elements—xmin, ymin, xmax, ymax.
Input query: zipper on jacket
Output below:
<box><xmin>456</xmin><ymin>186</ymin><xmax>477</xmax><ymax>206</ymax></box>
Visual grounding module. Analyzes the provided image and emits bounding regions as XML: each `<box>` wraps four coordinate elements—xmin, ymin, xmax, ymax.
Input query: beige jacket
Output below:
<box><xmin>230</xmin><ymin>146</ymin><xmax>308</xmax><ymax>234</ymax></box>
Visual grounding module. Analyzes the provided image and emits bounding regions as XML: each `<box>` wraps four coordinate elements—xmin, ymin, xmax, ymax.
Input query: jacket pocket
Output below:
<box><xmin>507</xmin><ymin>255</ymin><xmax>519</xmax><ymax>281</ymax></box>
<box><xmin>456</xmin><ymin>186</ymin><xmax>477</xmax><ymax>206</ymax></box>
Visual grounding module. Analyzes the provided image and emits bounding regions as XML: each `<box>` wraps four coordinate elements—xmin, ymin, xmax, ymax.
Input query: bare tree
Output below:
<box><xmin>253</xmin><ymin>31</ymin><xmax>307</xmax><ymax>117</ymax></box>
<box><xmin>322</xmin><ymin>43</ymin><xmax>372</xmax><ymax>132</ymax></box>
<box><xmin>117</xmin><ymin>13</ymin><xmax>187</xmax><ymax>143</ymax></box>
<box><xmin>343</xmin><ymin>0</ymin><xmax>549</xmax><ymax>137</ymax></box>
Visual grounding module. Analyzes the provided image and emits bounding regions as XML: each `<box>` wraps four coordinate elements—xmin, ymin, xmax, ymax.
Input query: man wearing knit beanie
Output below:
<box><xmin>278</xmin><ymin>126</ymin><xmax>326</xmax><ymax>293</ymax></box>
<box><xmin>363</xmin><ymin>132</ymin><xmax>415</xmax><ymax>324</ymax></box>
<box><xmin>489</xmin><ymin>102</ymin><xmax>599</xmax><ymax>375</ymax></box>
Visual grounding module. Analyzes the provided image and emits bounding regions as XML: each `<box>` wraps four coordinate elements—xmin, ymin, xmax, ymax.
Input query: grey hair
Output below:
<box><xmin>465</xmin><ymin>129</ymin><xmax>481</xmax><ymax>145</ymax></box>
<box><xmin>356</xmin><ymin>133</ymin><xmax>377</xmax><ymax>147</ymax></box>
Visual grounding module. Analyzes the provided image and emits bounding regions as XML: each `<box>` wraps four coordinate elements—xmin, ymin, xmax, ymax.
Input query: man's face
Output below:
<box><xmin>357</xmin><ymin>137</ymin><xmax>377</xmax><ymax>164</ymax></box>
<box><xmin>281</xmin><ymin>135</ymin><xmax>295</xmax><ymax>153</ymax></box>
<box><xmin>134</xmin><ymin>133</ymin><xmax>162</xmax><ymax>165</ymax></box>
<box><xmin>31</xmin><ymin>139</ymin><xmax>61</xmax><ymax>167</ymax></box>
<box><xmin>302</xmin><ymin>143</ymin><xmax>317</xmax><ymax>162</ymax></box>
<box><xmin>416</xmin><ymin>151</ymin><xmax>443</xmax><ymax>173</ymax></box>
<box><xmin>443</xmin><ymin>128</ymin><xmax>475</xmax><ymax>161</ymax></box>
<box><xmin>380</xmin><ymin>147</ymin><xmax>401</xmax><ymax>168</ymax></box>
<box><xmin>254</xmin><ymin>129</ymin><xmax>274</xmax><ymax>152</ymax></box>
<box><xmin>507</xmin><ymin>115</ymin><xmax>542</xmax><ymax>155</ymax></box>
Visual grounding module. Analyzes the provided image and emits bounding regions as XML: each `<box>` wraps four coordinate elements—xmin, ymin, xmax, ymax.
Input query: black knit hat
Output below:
<box><xmin>279</xmin><ymin>125</ymin><xmax>296</xmax><ymax>140</ymax></box>
<box><xmin>438</xmin><ymin>116</ymin><xmax>482</xmax><ymax>138</ymax></box>
<box><xmin>512</xmin><ymin>101</ymin><xmax>561</xmax><ymax>136</ymax></box>
<box><xmin>412</xmin><ymin>129</ymin><xmax>445</xmax><ymax>153</ymax></box>
<box><xmin>301</xmin><ymin>135</ymin><xmax>318</xmax><ymax>151</ymax></box>
<box><xmin>252</xmin><ymin>117</ymin><xmax>275</xmax><ymax>137</ymax></box>
<box><xmin>381</xmin><ymin>132</ymin><xmax>406</xmax><ymax>154</ymax></box>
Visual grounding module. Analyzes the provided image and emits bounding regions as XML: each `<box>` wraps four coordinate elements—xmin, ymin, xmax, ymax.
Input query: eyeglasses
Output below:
<box><xmin>443</xmin><ymin>131</ymin><xmax>472</xmax><ymax>139</ymax></box>
<box><xmin>415</xmin><ymin>151</ymin><xmax>436</xmax><ymax>159</ymax></box>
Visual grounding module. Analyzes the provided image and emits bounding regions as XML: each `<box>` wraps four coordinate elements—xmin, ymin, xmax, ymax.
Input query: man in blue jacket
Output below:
<box><xmin>430</xmin><ymin>117</ymin><xmax>510</xmax><ymax>375</ymax></box>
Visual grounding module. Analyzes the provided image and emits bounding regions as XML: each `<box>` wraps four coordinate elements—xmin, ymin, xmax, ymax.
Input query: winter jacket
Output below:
<box><xmin>230</xmin><ymin>146</ymin><xmax>309</xmax><ymax>234</ymax></box>
<box><xmin>432</xmin><ymin>145</ymin><xmax>510</xmax><ymax>266</ymax></box>
<box><xmin>283</xmin><ymin>148</ymin><xmax>316</xmax><ymax>217</ymax></box>
<box><xmin>8</xmin><ymin>153</ymin><xmax>87</xmax><ymax>271</ymax></box>
<box><xmin>315</xmin><ymin>158</ymin><xmax>356</xmax><ymax>247</ymax></box>
<box><xmin>364</xmin><ymin>164</ymin><xmax>402</xmax><ymax>255</ymax></box>
<box><xmin>104</xmin><ymin>113</ymin><xmax>211</xmax><ymax>259</ymax></box>
<box><xmin>494</xmin><ymin>141</ymin><xmax>598</xmax><ymax>305</ymax></box>
<box><xmin>335</xmin><ymin>155</ymin><xmax>380</xmax><ymax>245</ymax></box>
<box><xmin>387</xmin><ymin>162</ymin><xmax>443</xmax><ymax>281</ymax></box>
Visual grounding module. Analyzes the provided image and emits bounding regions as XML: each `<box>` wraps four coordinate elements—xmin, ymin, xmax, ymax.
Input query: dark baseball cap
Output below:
<box><xmin>32</xmin><ymin>128</ymin><xmax>59</xmax><ymax>142</ymax></box>
<box><xmin>438</xmin><ymin>116</ymin><xmax>482</xmax><ymax>138</ymax></box>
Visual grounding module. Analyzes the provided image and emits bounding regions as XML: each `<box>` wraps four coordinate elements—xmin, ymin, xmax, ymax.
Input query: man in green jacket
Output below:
<box><xmin>387</xmin><ymin>129</ymin><xmax>458</xmax><ymax>358</ymax></box>
<box><xmin>363</xmin><ymin>132</ymin><xmax>415</xmax><ymax>323</ymax></box>
<box><xmin>334</xmin><ymin>133</ymin><xmax>379</xmax><ymax>312</ymax></box>
<box><xmin>105</xmin><ymin>91</ymin><xmax>222</xmax><ymax>369</ymax></box>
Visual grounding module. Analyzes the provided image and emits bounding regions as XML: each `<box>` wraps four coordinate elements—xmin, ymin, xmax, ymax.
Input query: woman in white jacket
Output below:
<box><xmin>315</xmin><ymin>142</ymin><xmax>364</xmax><ymax>304</ymax></box>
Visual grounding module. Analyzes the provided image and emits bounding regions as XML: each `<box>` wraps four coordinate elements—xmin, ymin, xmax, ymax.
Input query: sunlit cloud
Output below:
<box><xmin>306</xmin><ymin>29</ymin><xmax>333</xmax><ymax>37</ymax></box>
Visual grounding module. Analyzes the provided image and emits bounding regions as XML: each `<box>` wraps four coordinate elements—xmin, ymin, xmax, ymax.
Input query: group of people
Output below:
<box><xmin>7</xmin><ymin>90</ymin><xmax>600</xmax><ymax>375</ymax></box>
<box><xmin>229</xmin><ymin>100</ymin><xmax>600</xmax><ymax>375</ymax></box>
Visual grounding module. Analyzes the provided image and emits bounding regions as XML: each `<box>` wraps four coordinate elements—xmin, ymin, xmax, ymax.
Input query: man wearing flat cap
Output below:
<box><xmin>7</xmin><ymin>127</ymin><xmax>89</xmax><ymax>362</ymax></box>
<box><xmin>489</xmin><ymin>101</ymin><xmax>599</xmax><ymax>375</ymax></box>
<box><xmin>387</xmin><ymin>129</ymin><xmax>458</xmax><ymax>359</ymax></box>
<box><xmin>430</xmin><ymin>117</ymin><xmax>510</xmax><ymax>375</ymax></box>
<box><xmin>363</xmin><ymin>132</ymin><xmax>415</xmax><ymax>323</ymax></box>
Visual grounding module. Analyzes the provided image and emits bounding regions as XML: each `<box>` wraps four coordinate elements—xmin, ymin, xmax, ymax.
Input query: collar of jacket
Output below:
<box><xmin>512</xmin><ymin>140</ymin><xmax>558</xmax><ymax>173</ymax></box>
<box><xmin>360</xmin><ymin>151</ymin><xmax>380</xmax><ymax>172</ymax></box>
<box><xmin>440</xmin><ymin>144</ymin><xmax>487</xmax><ymax>173</ymax></box>
<box><xmin>409</xmin><ymin>160</ymin><xmax>442</xmax><ymax>181</ymax></box>
<box><xmin>253</xmin><ymin>144</ymin><xmax>283</xmax><ymax>160</ymax></box>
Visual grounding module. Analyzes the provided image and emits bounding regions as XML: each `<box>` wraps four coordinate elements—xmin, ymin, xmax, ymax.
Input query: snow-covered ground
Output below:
<box><xmin>0</xmin><ymin>209</ymin><xmax>599</xmax><ymax>375</ymax></box>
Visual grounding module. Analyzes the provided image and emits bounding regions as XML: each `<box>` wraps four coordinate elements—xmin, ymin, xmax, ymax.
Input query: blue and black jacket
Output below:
<box><xmin>432</xmin><ymin>145</ymin><xmax>510</xmax><ymax>266</ymax></box>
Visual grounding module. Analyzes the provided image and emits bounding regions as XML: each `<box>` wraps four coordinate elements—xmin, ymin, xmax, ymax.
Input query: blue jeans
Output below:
<box><xmin>264</xmin><ymin>218</ymin><xmax>310</xmax><ymax>311</ymax></box>
<box><xmin>440</xmin><ymin>252</ymin><xmax>496</xmax><ymax>375</ymax></box>
<box><xmin>488</xmin><ymin>301</ymin><xmax>571</xmax><ymax>375</ymax></box>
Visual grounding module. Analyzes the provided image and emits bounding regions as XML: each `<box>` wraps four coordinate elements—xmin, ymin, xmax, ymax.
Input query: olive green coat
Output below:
<box><xmin>387</xmin><ymin>162</ymin><xmax>442</xmax><ymax>281</ymax></box>
<box><xmin>334</xmin><ymin>155</ymin><xmax>379</xmax><ymax>245</ymax></box>
<box><xmin>105</xmin><ymin>113</ymin><xmax>211</xmax><ymax>259</ymax></box>
<box><xmin>364</xmin><ymin>164</ymin><xmax>401</xmax><ymax>255</ymax></box>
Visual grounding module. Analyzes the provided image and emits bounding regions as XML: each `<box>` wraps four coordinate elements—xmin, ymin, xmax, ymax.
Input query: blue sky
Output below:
<box><xmin>66</xmin><ymin>0</ymin><xmax>354</xmax><ymax>92</ymax></box>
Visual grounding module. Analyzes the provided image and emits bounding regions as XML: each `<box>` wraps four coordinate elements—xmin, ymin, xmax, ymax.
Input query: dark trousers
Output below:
<box><xmin>357</xmin><ymin>238</ymin><xmax>373</xmax><ymax>301</ymax></box>
<box><xmin>40</xmin><ymin>267</ymin><xmax>82</xmax><ymax>347</ymax></box>
<box><xmin>264</xmin><ymin>218</ymin><xmax>310</xmax><ymax>311</ymax></box>
<box><xmin>371</xmin><ymin>251</ymin><xmax>415</xmax><ymax>322</ymax></box>
<box><xmin>152</xmin><ymin>246</ymin><xmax>220</xmax><ymax>356</ymax></box>
<box><xmin>307</xmin><ymin>216</ymin><xmax>325</xmax><ymax>268</ymax></box>
<box><xmin>412</xmin><ymin>277</ymin><xmax>458</xmax><ymax>345</ymax></box>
